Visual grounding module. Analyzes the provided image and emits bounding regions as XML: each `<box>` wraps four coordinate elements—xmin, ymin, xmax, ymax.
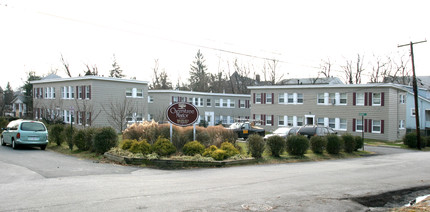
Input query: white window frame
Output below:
<box><xmin>240</xmin><ymin>100</ymin><xmax>245</xmax><ymax>108</ymax></box>
<box><xmin>278</xmin><ymin>115</ymin><xmax>285</xmax><ymax>126</ymax></box>
<box><xmin>317</xmin><ymin>118</ymin><xmax>324</xmax><ymax>126</ymax></box>
<box><xmin>356</xmin><ymin>119</ymin><xmax>363</xmax><ymax>132</ymax></box>
<box><xmin>372</xmin><ymin>120</ymin><xmax>381</xmax><ymax>133</ymax></box>
<box><xmin>356</xmin><ymin>93</ymin><xmax>364</xmax><ymax>105</ymax></box>
<box><xmin>148</xmin><ymin>96</ymin><xmax>154</xmax><ymax>103</ymax></box>
<box><xmin>126</xmin><ymin>88</ymin><xmax>133</xmax><ymax>97</ymax></box>
<box><xmin>215</xmin><ymin>99</ymin><xmax>220</xmax><ymax>107</ymax></box>
<box><xmin>266</xmin><ymin>93</ymin><xmax>272</xmax><ymax>104</ymax></box>
<box><xmin>339</xmin><ymin>93</ymin><xmax>347</xmax><ymax>105</ymax></box>
<box><xmin>85</xmin><ymin>86</ymin><xmax>90</xmax><ymax>99</ymax></box>
<box><xmin>222</xmin><ymin>99</ymin><xmax>227</xmax><ymax>107</ymax></box>
<box><xmin>399</xmin><ymin>120</ymin><xmax>405</xmax><ymax>129</ymax></box>
<box><xmin>78</xmin><ymin>86</ymin><xmax>83</xmax><ymax>99</ymax></box>
<box><xmin>229</xmin><ymin>99</ymin><xmax>235</xmax><ymax>108</ymax></box>
<box><xmin>297</xmin><ymin>93</ymin><xmax>304</xmax><ymax>104</ymax></box>
<box><xmin>136</xmin><ymin>89</ymin><xmax>143</xmax><ymax>98</ymax></box>
<box><xmin>329</xmin><ymin>118</ymin><xmax>335</xmax><ymax>129</ymax></box>
<box><xmin>256</xmin><ymin>94</ymin><xmax>261</xmax><ymax>104</ymax></box>
<box><xmin>372</xmin><ymin>93</ymin><xmax>381</xmax><ymax>106</ymax></box>
<box><xmin>206</xmin><ymin>98</ymin><xmax>211</xmax><ymax>107</ymax></box>
<box><xmin>296</xmin><ymin>116</ymin><xmax>303</xmax><ymax>126</ymax></box>
<box><xmin>411</xmin><ymin>108</ymin><xmax>416</xmax><ymax>116</ymax></box>
<box><xmin>287</xmin><ymin>93</ymin><xmax>294</xmax><ymax>104</ymax></box>
<box><xmin>399</xmin><ymin>94</ymin><xmax>405</xmax><ymax>104</ymax></box>
<box><xmin>278</xmin><ymin>93</ymin><xmax>285</xmax><ymax>104</ymax></box>
<box><xmin>339</xmin><ymin>119</ymin><xmax>347</xmax><ymax>131</ymax></box>
<box><xmin>287</xmin><ymin>116</ymin><xmax>293</xmax><ymax>127</ymax></box>
<box><xmin>266</xmin><ymin>115</ymin><xmax>272</xmax><ymax>126</ymax></box>
<box><xmin>317</xmin><ymin>93</ymin><xmax>325</xmax><ymax>104</ymax></box>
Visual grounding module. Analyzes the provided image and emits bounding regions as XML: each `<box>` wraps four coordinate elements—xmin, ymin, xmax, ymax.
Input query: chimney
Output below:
<box><xmin>256</xmin><ymin>74</ymin><xmax>260</xmax><ymax>83</ymax></box>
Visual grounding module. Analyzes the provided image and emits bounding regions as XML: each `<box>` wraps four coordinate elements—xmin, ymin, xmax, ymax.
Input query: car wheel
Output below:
<box><xmin>1</xmin><ymin>137</ymin><xmax>5</xmax><ymax>146</ymax></box>
<box><xmin>40</xmin><ymin>145</ymin><xmax>47</xmax><ymax>150</ymax></box>
<box><xmin>12</xmin><ymin>140</ymin><xmax>18</xmax><ymax>149</ymax></box>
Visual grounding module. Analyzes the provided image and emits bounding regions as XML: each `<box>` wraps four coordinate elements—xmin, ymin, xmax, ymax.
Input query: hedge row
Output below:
<box><xmin>48</xmin><ymin>124</ymin><xmax>118</xmax><ymax>154</ymax></box>
<box><xmin>246</xmin><ymin>133</ymin><xmax>364</xmax><ymax>158</ymax></box>
<box><xmin>403</xmin><ymin>133</ymin><xmax>430</xmax><ymax>148</ymax></box>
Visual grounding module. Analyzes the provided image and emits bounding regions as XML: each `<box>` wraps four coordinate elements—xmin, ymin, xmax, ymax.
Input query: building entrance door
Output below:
<box><xmin>205</xmin><ymin>112</ymin><xmax>215</xmax><ymax>126</ymax></box>
<box><xmin>305</xmin><ymin>115</ymin><xmax>315</xmax><ymax>125</ymax></box>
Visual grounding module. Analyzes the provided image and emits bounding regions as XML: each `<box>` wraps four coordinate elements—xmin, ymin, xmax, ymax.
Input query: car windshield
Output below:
<box><xmin>273</xmin><ymin>128</ymin><xmax>290</xmax><ymax>134</ymax></box>
<box><xmin>20</xmin><ymin>122</ymin><xmax>46</xmax><ymax>131</ymax></box>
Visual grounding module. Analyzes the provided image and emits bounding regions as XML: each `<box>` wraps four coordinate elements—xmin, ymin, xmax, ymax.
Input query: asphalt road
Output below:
<box><xmin>0</xmin><ymin>145</ymin><xmax>428</xmax><ymax>212</ymax></box>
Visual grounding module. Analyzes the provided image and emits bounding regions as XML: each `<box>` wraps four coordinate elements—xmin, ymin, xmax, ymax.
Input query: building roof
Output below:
<box><xmin>248</xmin><ymin>83</ymin><xmax>409</xmax><ymax>91</ymax></box>
<box><xmin>42</xmin><ymin>74</ymin><xmax>62</xmax><ymax>80</ymax></box>
<box><xmin>149</xmin><ymin>89</ymin><xmax>250</xmax><ymax>97</ymax></box>
<box><xmin>279</xmin><ymin>77</ymin><xmax>343</xmax><ymax>85</ymax></box>
<box><xmin>31</xmin><ymin>75</ymin><xmax>149</xmax><ymax>85</ymax></box>
<box><xmin>11</xmin><ymin>93</ymin><xmax>26</xmax><ymax>104</ymax></box>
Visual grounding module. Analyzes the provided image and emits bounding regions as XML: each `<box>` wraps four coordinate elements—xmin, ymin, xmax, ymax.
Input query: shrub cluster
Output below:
<box><xmin>201</xmin><ymin>142</ymin><xmax>240</xmax><ymax>161</ymax></box>
<box><xmin>49</xmin><ymin>124</ymin><xmax>65</xmax><ymax>146</ymax></box>
<box><xmin>122</xmin><ymin>121</ymin><xmax>237</xmax><ymax>150</ymax></box>
<box><xmin>403</xmin><ymin>133</ymin><xmax>427</xmax><ymax>148</ymax></box>
<box><xmin>266</xmin><ymin>135</ymin><xmax>285</xmax><ymax>157</ymax></box>
<box><xmin>310</xmin><ymin>136</ymin><xmax>326</xmax><ymax>154</ymax></box>
<box><xmin>151</xmin><ymin>136</ymin><xmax>176</xmax><ymax>156</ymax></box>
<box><xmin>63</xmin><ymin>126</ymin><xmax>75</xmax><ymax>150</ymax></box>
<box><xmin>341</xmin><ymin>133</ymin><xmax>356</xmax><ymax>153</ymax></box>
<box><xmin>124</xmin><ymin>139</ymin><xmax>151</xmax><ymax>154</ymax></box>
<box><xmin>247</xmin><ymin>134</ymin><xmax>265</xmax><ymax>158</ymax></box>
<box><xmin>354</xmin><ymin>136</ymin><xmax>364</xmax><ymax>150</ymax></box>
<box><xmin>93</xmin><ymin>127</ymin><xmax>118</xmax><ymax>154</ymax></box>
<box><xmin>286</xmin><ymin>135</ymin><xmax>309</xmax><ymax>156</ymax></box>
<box><xmin>326</xmin><ymin>134</ymin><xmax>343</xmax><ymax>154</ymax></box>
<box><xmin>182</xmin><ymin>141</ymin><xmax>205</xmax><ymax>156</ymax></box>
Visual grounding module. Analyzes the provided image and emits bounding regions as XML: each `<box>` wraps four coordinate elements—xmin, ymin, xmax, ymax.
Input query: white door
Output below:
<box><xmin>205</xmin><ymin>112</ymin><xmax>215</xmax><ymax>126</ymax></box>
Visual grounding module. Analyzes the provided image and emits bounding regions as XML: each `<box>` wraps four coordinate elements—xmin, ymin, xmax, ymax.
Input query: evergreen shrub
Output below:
<box><xmin>183</xmin><ymin>141</ymin><xmax>205</xmax><ymax>156</ymax></box>
<box><xmin>266</xmin><ymin>135</ymin><xmax>285</xmax><ymax>157</ymax></box>
<box><xmin>286</xmin><ymin>135</ymin><xmax>309</xmax><ymax>156</ymax></box>
<box><xmin>326</xmin><ymin>134</ymin><xmax>342</xmax><ymax>154</ymax></box>
<box><xmin>220</xmin><ymin>142</ymin><xmax>240</xmax><ymax>157</ymax></box>
<box><xmin>211</xmin><ymin>149</ymin><xmax>227</xmax><ymax>161</ymax></box>
<box><xmin>73</xmin><ymin>129</ymin><xmax>89</xmax><ymax>151</ymax></box>
<box><xmin>49</xmin><ymin>124</ymin><xmax>64</xmax><ymax>146</ymax></box>
<box><xmin>93</xmin><ymin>127</ymin><xmax>118</xmax><ymax>154</ymax></box>
<box><xmin>310</xmin><ymin>136</ymin><xmax>326</xmax><ymax>154</ymax></box>
<box><xmin>354</xmin><ymin>136</ymin><xmax>364</xmax><ymax>151</ymax></box>
<box><xmin>128</xmin><ymin>139</ymin><xmax>151</xmax><ymax>154</ymax></box>
<box><xmin>63</xmin><ymin>126</ymin><xmax>75</xmax><ymax>150</ymax></box>
<box><xmin>152</xmin><ymin>136</ymin><xmax>176</xmax><ymax>156</ymax></box>
<box><xmin>341</xmin><ymin>133</ymin><xmax>356</xmax><ymax>153</ymax></box>
<box><xmin>403</xmin><ymin>132</ymin><xmax>426</xmax><ymax>148</ymax></box>
<box><xmin>247</xmin><ymin>134</ymin><xmax>265</xmax><ymax>158</ymax></box>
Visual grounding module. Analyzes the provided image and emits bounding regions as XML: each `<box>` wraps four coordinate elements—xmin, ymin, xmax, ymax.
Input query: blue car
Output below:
<box><xmin>1</xmin><ymin>120</ymin><xmax>49</xmax><ymax>150</ymax></box>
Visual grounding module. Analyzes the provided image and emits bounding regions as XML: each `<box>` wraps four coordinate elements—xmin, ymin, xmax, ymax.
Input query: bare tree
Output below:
<box><xmin>341</xmin><ymin>54</ymin><xmax>365</xmax><ymax>84</ymax></box>
<box><xmin>84</xmin><ymin>64</ymin><xmax>98</xmax><ymax>76</ymax></box>
<box><xmin>370</xmin><ymin>55</ymin><xmax>392</xmax><ymax>83</ymax></box>
<box><xmin>319</xmin><ymin>58</ymin><xmax>333</xmax><ymax>78</ymax></box>
<box><xmin>101</xmin><ymin>97</ymin><xmax>137</xmax><ymax>132</ymax></box>
<box><xmin>61</xmin><ymin>54</ymin><xmax>72</xmax><ymax>77</ymax></box>
<box><xmin>267</xmin><ymin>59</ymin><xmax>283</xmax><ymax>85</ymax></box>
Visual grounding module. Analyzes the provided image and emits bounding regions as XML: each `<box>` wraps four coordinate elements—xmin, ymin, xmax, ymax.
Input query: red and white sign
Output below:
<box><xmin>166</xmin><ymin>102</ymin><xmax>199</xmax><ymax>126</ymax></box>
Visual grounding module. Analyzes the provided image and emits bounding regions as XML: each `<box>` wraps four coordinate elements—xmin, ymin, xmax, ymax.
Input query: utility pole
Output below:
<box><xmin>398</xmin><ymin>40</ymin><xmax>426</xmax><ymax>150</ymax></box>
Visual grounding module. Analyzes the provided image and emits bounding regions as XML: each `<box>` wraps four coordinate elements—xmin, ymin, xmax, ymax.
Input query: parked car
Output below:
<box><xmin>264</xmin><ymin>127</ymin><xmax>292</xmax><ymax>140</ymax></box>
<box><xmin>228</xmin><ymin>122</ymin><xmax>265</xmax><ymax>139</ymax></box>
<box><xmin>296</xmin><ymin>125</ymin><xmax>337</xmax><ymax>139</ymax></box>
<box><xmin>1</xmin><ymin>119</ymin><xmax>49</xmax><ymax>150</ymax></box>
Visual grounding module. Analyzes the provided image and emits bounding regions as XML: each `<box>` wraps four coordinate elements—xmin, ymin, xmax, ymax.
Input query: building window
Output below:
<box><xmin>136</xmin><ymin>114</ymin><xmax>143</xmax><ymax>122</ymax></box>
<box><xmin>85</xmin><ymin>112</ymin><xmax>91</xmax><ymax>126</ymax></box>
<box><xmin>317</xmin><ymin>93</ymin><xmax>325</xmax><ymax>104</ymax></box>
<box><xmin>215</xmin><ymin>99</ymin><xmax>220</xmax><ymax>107</ymax></box>
<box><xmin>222</xmin><ymin>99</ymin><xmax>227</xmax><ymax>107</ymax></box>
<box><xmin>399</xmin><ymin>94</ymin><xmax>405</xmax><ymax>104</ymax></box>
<box><xmin>52</xmin><ymin>87</ymin><xmax>55</xmax><ymax>99</ymax></box>
<box><xmin>229</xmin><ymin>99</ymin><xmax>235</xmax><ymax>108</ymax></box>
<box><xmin>329</xmin><ymin>93</ymin><xmax>336</xmax><ymax>105</ymax></box>
<box><xmin>372</xmin><ymin>93</ymin><xmax>381</xmax><ymax>105</ymax></box>
<box><xmin>65</xmin><ymin>87</ymin><xmax>70</xmax><ymax>99</ymax></box>
<box><xmin>329</xmin><ymin>118</ymin><xmax>335</xmax><ymax>128</ymax></box>
<box><xmin>372</xmin><ymin>120</ymin><xmax>381</xmax><ymax>133</ymax></box>
<box><xmin>255</xmin><ymin>115</ymin><xmax>261</xmax><ymax>126</ymax></box>
<box><xmin>278</xmin><ymin>93</ymin><xmax>284</xmax><ymax>103</ymax></box>
<box><xmin>411</xmin><ymin>108</ymin><xmax>416</xmax><ymax>116</ymax></box>
<box><xmin>287</xmin><ymin>94</ymin><xmax>294</xmax><ymax>103</ymax></box>
<box><xmin>356</xmin><ymin>119</ymin><xmax>363</xmax><ymax>132</ymax></box>
<box><xmin>70</xmin><ymin>86</ymin><xmax>74</xmax><ymax>99</ymax></box>
<box><xmin>278</xmin><ymin>116</ymin><xmax>285</xmax><ymax>126</ymax></box>
<box><xmin>317</xmin><ymin>118</ymin><xmax>324</xmax><ymax>126</ymax></box>
<box><xmin>256</xmin><ymin>94</ymin><xmax>261</xmax><ymax>104</ymax></box>
<box><xmin>339</xmin><ymin>93</ymin><xmax>347</xmax><ymax>104</ymax></box>
<box><xmin>136</xmin><ymin>89</ymin><xmax>143</xmax><ymax>98</ymax></box>
<box><xmin>126</xmin><ymin>88</ymin><xmax>133</xmax><ymax>97</ymax></box>
<box><xmin>78</xmin><ymin>112</ymin><xmax>83</xmax><ymax>125</ymax></box>
<box><xmin>399</xmin><ymin>120</ymin><xmax>405</xmax><ymax>129</ymax></box>
<box><xmin>266</xmin><ymin>93</ymin><xmax>272</xmax><ymax>104</ymax></box>
<box><xmin>45</xmin><ymin>87</ymin><xmax>49</xmax><ymax>99</ymax></box>
<box><xmin>266</xmin><ymin>115</ymin><xmax>272</xmax><ymax>126</ymax></box>
<box><xmin>199</xmin><ymin>98</ymin><xmax>204</xmax><ymax>107</ymax></box>
<box><xmin>148</xmin><ymin>96</ymin><xmax>154</xmax><ymax>103</ymax></box>
<box><xmin>297</xmin><ymin>93</ymin><xmax>304</xmax><ymax>103</ymax></box>
<box><xmin>207</xmin><ymin>99</ymin><xmax>211</xmax><ymax>107</ymax></box>
<box><xmin>297</xmin><ymin>117</ymin><xmax>303</xmax><ymax>126</ymax></box>
<box><xmin>240</xmin><ymin>100</ymin><xmax>245</xmax><ymax>108</ymax></box>
<box><xmin>85</xmin><ymin>86</ymin><xmax>90</xmax><ymax>99</ymax></box>
<box><xmin>356</xmin><ymin>93</ymin><xmax>364</xmax><ymax>105</ymax></box>
<box><xmin>339</xmin><ymin>119</ymin><xmax>347</xmax><ymax>130</ymax></box>
<box><xmin>287</xmin><ymin>116</ymin><xmax>293</xmax><ymax>126</ymax></box>
<box><xmin>147</xmin><ymin>114</ymin><xmax>153</xmax><ymax>121</ymax></box>
<box><xmin>222</xmin><ymin>116</ymin><xmax>227</xmax><ymax>124</ymax></box>
<box><xmin>78</xmin><ymin>86</ymin><xmax>83</xmax><ymax>99</ymax></box>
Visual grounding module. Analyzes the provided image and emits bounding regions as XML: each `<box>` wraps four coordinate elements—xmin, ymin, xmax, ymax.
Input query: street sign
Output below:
<box><xmin>166</xmin><ymin>102</ymin><xmax>199</xmax><ymax>126</ymax></box>
<box><xmin>359</xmin><ymin>113</ymin><xmax>367</xmax><ymax>116</ymax></box>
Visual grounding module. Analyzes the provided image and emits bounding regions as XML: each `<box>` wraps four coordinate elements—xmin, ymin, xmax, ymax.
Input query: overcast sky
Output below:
<box><xmin>0</xmin><ymin>0</ymin><xmax>429</xmax><ymax>90</ymax></box>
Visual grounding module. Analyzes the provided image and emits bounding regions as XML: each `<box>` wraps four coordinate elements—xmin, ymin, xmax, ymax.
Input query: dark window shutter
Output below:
<box><xmin>89</xmin><ymin>86</ymin><xmax>92</xmax><ymax>99</ymax></box>
<box><xmin>364</xmin><ymin>92</ymin><xmax>368</xmax><ymax>106</ymax></box>
<box><xmin>381</xmin><ymin>92</ymin><xmax>385</xmax><ymax>106</ymax></box>
<box><xmin>253</xmin><ymin>93</ymin><xmax>256</xmax><ymax>104</ymax></box>
<box><xmin>76</xmin><ymin>86</ymin><xmax>78</xmax><ymax>99</ymax></box>
<box><xmin>369</xmin><ymin>92</ymin><xmax>372</xmax><ymax>106</ymax></box>
<box><xmin>262</xmin><ymin>93</ymin><xmax>266</xmax><ymax>104</ymax></box>
<box><xmin>352</xmin><ymin>119</ymin><xmax>356</xmax><ymax>132</ymax></box>
<box><xmin>40</xmin><ymin>88</ymin><xmax>43</xmax><ymax>99</ymax></box>
<box><xmin>238</xmin><ymin>99</ymin><xmax>241</xmax><ymax>108</ymax></box>
<box><xmin>253</xmin><ymin>114</ymin><xmax>255</xmax><ymax>120</ymax></box>
<box><xmin>381</xmin><ymin>120</ymin><xmax>384</xmax><ymax>134</ymax></box>
<box><xmin>262</xmin><ymin>115</ymin><xmax>266</xmax><ymax>126</ymax></box>
<box><xmin>82</xmin><ymin>112</ymin><xmax>86</xmax><ymax>125</ymax></box>
<box><xmin>89</xmin><ymin>112</ymin><xmax>92</xmax><ymax>126</ymax></box>
<box><xmin>368</xmin><ymin>119</ymin><xmax>372</xmax><ymax>132</ymax></box>
<box><xmin>353</xmin><ymin>92</ymin><xmax>356</xmax><ymax>106</ymax></box>
<box><xmin>272</xmin><ymin>93</ymin><xmax>274</xmax><ymax>104</ymax></box>
<box><xmin>364</xmin><ymin>119</ymin><xmax>368</xmax><ymax>132</ymax></box>
<box><xmin>271</xmin><ymin>115</ymin><xmax>274</xmax><ymax>125</ymax></box>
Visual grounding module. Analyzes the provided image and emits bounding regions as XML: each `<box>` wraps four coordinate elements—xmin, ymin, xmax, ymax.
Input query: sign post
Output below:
<box><xmin>359</xmin><ymin>113</ymin><xmax>367</xmax><ymax>151</ymax></box>
<box><xmin>166</xmin><ymin>102</ymin><xmax>199</xmax><ymax>142</ymax></box>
